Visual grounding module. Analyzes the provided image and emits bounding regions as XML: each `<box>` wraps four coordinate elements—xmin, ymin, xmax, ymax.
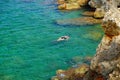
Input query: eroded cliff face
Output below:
<box><xmin>89</xmin><ymin>0</ymin><xmax>120</xmax><ymax>9</ymax></box>
<box><xmin>89</xmin><ymin>0</ymin><xmax>120</xmax><ymax>18</ymax></box>
<box><xmin>90</xmin><ymin>6</ymin><xmax>120</xmax><ymax>80</ymax></box>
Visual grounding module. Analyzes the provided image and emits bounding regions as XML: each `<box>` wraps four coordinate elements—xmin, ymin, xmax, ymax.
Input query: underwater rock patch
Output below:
<box><xmin>82</xmin><ymin>11</ymin><xmax>94</xmax><ymax>17</ymax></box>
<box><xmin>83</xmin><ymin>31</ymin><xmax>102</xmax><ymax>41</ymax></box>
<box><xmin>51</xmin><ymin>64</ymin><xmax>89</xmax><ymax>80</ymax></box>
<box><xmin>56</xmin><ymin>17</ymin><xmax>102</xmax><ymax>26</ymax></box>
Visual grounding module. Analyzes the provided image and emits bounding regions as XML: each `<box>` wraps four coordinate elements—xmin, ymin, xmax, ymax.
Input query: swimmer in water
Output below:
<box><xmin>57</xmin><ymin>36</ymin><xmax>70</xmax><ymax>41</ymax></box>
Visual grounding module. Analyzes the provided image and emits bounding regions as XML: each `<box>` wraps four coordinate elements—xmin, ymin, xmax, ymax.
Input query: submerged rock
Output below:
<box><xmin>72</xmin><ymin>56</ymin><xmax>92</xmax><ymax>65</ymax></box>
<box><xmin>72</xmin><ymin>56</ymin><xmax>83</xmax><ymax>64</ymax></box>
<box><xmin>83</xmin><ymin>31</ymin><xmax>102</xmax><ymax>41</ymax></box>
<box><xmin>82</xmin><ymin>11</ymin><xmax>94</xmax><ymax>17</ymax></box>
<box><xmin>56</xmin><ymin>17</ymin><xmax>102</xmax><ymax>26</ymax></box>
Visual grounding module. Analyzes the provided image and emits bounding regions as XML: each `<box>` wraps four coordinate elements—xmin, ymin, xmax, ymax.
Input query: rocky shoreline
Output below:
<box><xmin>52</xmin><ymin>0</ymin><xmax>120</xmax><ymax>80</ymax></box>
<box><xmin>56</xmin><ymin>0</ymin><xmax>105</xmax><ymax>26</ymax></box>
<box><xmin>57</xmin><ymin>0</ymin><xmax>89</xmax><ymax>10</ymax></box>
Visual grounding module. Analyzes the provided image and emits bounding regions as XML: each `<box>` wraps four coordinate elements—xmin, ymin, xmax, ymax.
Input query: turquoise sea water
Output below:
<box><xmin>0</xmin><ymin>0</ymin><xmax>103</xmax><ymax>80</ymax></box>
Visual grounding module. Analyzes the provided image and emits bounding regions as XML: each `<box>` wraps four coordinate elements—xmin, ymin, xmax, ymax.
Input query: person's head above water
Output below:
<box><xmin>57</xmin><ymin>36</ymin><xmax>70</xmax><ymax>41</ymax></box>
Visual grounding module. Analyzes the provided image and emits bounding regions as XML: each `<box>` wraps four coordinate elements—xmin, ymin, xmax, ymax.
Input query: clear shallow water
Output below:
<box><xmin>0</xmin><ymin>0</ymin><xmax>103</xmax><ymax>80</ymax></box>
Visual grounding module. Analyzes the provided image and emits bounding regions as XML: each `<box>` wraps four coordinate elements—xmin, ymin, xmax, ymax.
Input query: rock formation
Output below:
<box><xmin>57</xmin><ymin>0</ymin><xmax>120</xmax><ymax>18</ymax></box>
<box><xmin>90</xmin><ymin>5</ymin><xmax>120</xmax><ymax>79</ymax></box>
<box><xmin>57</xmin><ymin>0</ymin><xmax>89</xmax><ymax>10</ymax></box>
<box><xmin>89</xmin><ymin>0</ymin><xmax>120</xmax><ymax>18</ymax></box>
<box><xmin>52</xmin><ymin>64</ymin><xmax>89</xmax><ymax>80</ymax></box>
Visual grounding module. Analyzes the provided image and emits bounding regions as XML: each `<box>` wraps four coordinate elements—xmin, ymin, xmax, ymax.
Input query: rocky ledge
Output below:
<box><xmin>57</xmin><ymin>0</ymin><xmax>89</xmax><ymax>10</ymax></box>
<box><xmin>90</xmin><ymin>5</ymin><xmax>120</xmax><ymax>80</ymax></box>
<box><xmin>88</xmin><ymin>0</ymin><xmax>120</xmax><ymax>19</ymax></box>
<box><xmin>57</xmin><ymin>0</ymin><xmax>120</xmax><ymax>18</ymax></box>
<box><xmin>56</xmin><ymin>0</ymin><xmax>107</xmax><ymax>26</ymax></box>
<box><xmin>52</xmin><ymin>64</ymin><xmax>89</xmax><ymax>80</ymax></box>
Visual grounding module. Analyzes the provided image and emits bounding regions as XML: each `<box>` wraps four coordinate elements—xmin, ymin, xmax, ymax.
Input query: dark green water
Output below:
<box><xmin>0</xmin><ymin>0</ymin><xmax>103</xmax><ymax>80</ymax></box>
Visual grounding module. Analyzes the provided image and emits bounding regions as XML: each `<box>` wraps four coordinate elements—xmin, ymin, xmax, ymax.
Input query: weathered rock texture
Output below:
<box><xmin>57</xmin><ymin>0</ymin><xmax>89</xmax><ymax>10</ymax></box>
<box><xmin>89</xmin><ymin>0</ymin><xmax>120</xmax><ymax>18</ymax></box>
<box><xmin>89</xmin><ymin>0</ymin><xmax>120</xmax><ymax>9</ymax></box>
<box><xmin>57</xmin><ymin>0</ymin><xmax>120</xmax><ymax>18</ymax></box>
<box><xmin>52</xmin><ymin>64</ymin><xmax>89</xmax><ymax>80</ymax></box>
<box><xmin>90</xmin><ymin>4</ymin><xmax>120</xmax><ymax>80</ymax></box>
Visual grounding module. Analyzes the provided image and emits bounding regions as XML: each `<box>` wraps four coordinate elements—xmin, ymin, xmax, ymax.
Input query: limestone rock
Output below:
<box><xmin>109</xmin><ymin>59</ymin><xmax>120</xmax><ymax>80</ymax></box>
<box><xmin>57</xmin><ymin>0</ymin><xmax>89</xmax><ymax>10</ymax></box>
<box><xmin>51</xmin><ymin>64</ymin><xmax>89</xmax><ymax>80</ymax></box>
<box><xmin>58</xmin><ymin>3</ymin><xmax>66</xmax><ymax>9</ymax></box>
<box><xmin>90</xmin><ymin>5</ymin><xmax>120</xmax><ymax>78</ymax></box>
<box><xmin>66</xmin><ymin>3</ymin><xmax>80</xmax><ymax>10</ymax></box>
<box><xmin>89</xmin><ymin>0</ymin><xmax>120</xmax><ymax>19</ymax></box>
<box><xmin>88</xmin><ymin>0</ymin><xmax>102</xmax><ymax>8</ymax></box>
<box><xmin>74</xmin><ymin>64</ymin><xmax>89</xmax><ymax>77</ymax></box>
<box><xmin>57</xmin><ymin>0</ymin><xmax>65</xmax><ymax>4</ymax></box>
<box><xmin>89</xmin><ymin>0</ymin><xmax>120</xmax><ymax>9</ymax></box>
<box><xmin>94</xmin><ymin>8</ymin><xmax>105</xmax><ymax>19</ymax></box>
<box><xmin>77</xmin><ymin>0</ymin><xmax>89</xmax><ymax>6</ymax></box>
